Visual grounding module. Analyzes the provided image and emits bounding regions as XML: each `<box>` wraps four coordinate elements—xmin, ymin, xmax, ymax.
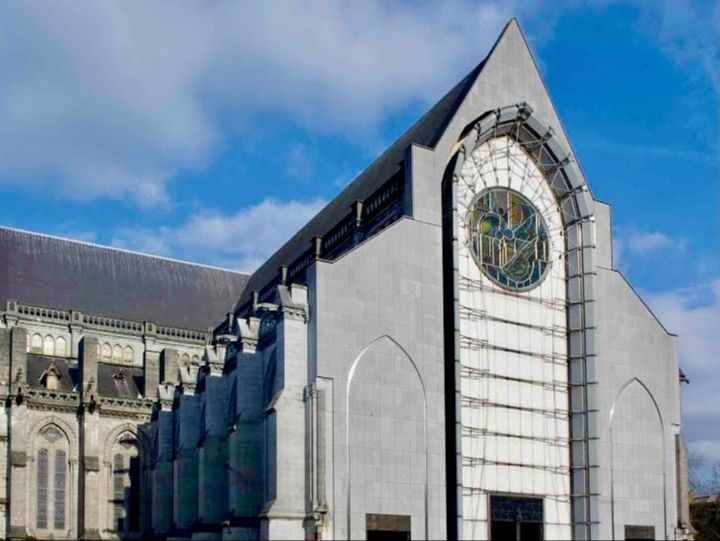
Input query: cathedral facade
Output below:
<box><xmin>0</xmin><ymin>20</ymin><xmax>692</xmax><ymax>541</ymax></box>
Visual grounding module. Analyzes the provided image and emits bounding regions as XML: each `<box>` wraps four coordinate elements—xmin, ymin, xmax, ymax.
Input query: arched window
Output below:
<box><xmin>123</xmin><ymin>346</ymin><xmax>134</xmax><ymax>364</ymax></box>
<box><xmin>101</xmin><ymin>343</ymin><xmax>112</xmax><ymax>362</ymax></box>
<box><xmin>108</xmin><ymin>433</ymin><xmax>144</xmax><ymax>535</ymax></box>
<box><xmin>55</xmin><ymin>337</ymin><xmax>67</xmax><ymax>357</ymax></box>
<box><xmin>112</xmin><ymin>345</ymin><xmax>123</xmax><ymax>363</ymax></box>
<box><xmin>35</xmin><ymin>425</ymin><xmax>69</xmax><ymax>536</ymax></box>
<box><xmin>43</xmin><ymin>336</ymin><xmax>55</xmax><ymax>356</ymax></box>
<box><xmin>30</xmin><ymin>333</ymin><xmax>43</xmax><ymax>354</ymax></box>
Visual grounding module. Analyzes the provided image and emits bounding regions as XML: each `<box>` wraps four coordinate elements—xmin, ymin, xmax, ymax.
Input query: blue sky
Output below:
<box><xmin>1</xmin><ymin>1</ymin><xmax>718</xmax><ymax>472</ymax></box>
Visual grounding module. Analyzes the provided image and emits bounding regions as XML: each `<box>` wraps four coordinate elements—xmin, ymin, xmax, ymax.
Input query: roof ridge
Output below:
<box><xmin>0</xmin><ymin>225</ymin><xmax>249</xmax><ymax>276</ymax></box>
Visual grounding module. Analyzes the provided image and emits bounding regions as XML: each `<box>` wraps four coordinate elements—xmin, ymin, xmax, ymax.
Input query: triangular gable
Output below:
<box><xmin>236</xmin><ymin>18</ymin><xmax>592</xmax><ymax>312</ymax></box>
<box><xmin>433</xmin><ymin>18</ymin><xmax>587</xmax><ymax>188</ymax></box>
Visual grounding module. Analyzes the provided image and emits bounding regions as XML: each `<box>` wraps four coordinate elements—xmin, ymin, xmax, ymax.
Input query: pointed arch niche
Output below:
<box><xmin>444</xmin><ymin>103</ymin><xmax>598</xmax><ymax>539</ymax></box>
<box><xmin>101</xmin><ymin>425</ymin><xmax>151</xmax><ymax>538</ymax></box>
<box><xmin>345</xmin><ymin>335</ymin><xmax>428</xmax><ymax>541</ymax></box>
<box><xmin>27</xmin><ymin>417</ymin><xmax>78</xmax><ymax>539</ymax></box>
<box><xmin>609</xmin><ymin>378</ymin><xmax>667</xmax><ymax>541</ymax></box>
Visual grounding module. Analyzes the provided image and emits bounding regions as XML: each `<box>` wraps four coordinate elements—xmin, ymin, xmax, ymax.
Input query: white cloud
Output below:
<box><xmin>586</xmin><ymin>0</ymin><xmax>719</xmax><ymax>95</ymax></box>
<box><xmin>613</xmin><ymin>227</ymin><xmax>685</xmax><ymax>270</ymax></box>
<box><xmin>111</xmin><ymin>197</ymin><xmax>327</xmax><ymax>272</ymax></box>
<box><xmin>0</xmin><ymin>0</ymin><xmax>515</xmax><ymax>204</ymax></box>
<box><xmin>635</xmin><ymin>0</ymin><xmax>720</xmax><ymax>94</ymax></box>
<box><xmin>2</xmin><ymin>1</ymin><xmax>715</xmax><ymax>206</ymax></box>
<box><xmin>645</xmin><ymin>278</ymin><xmax>720</xmax><ymax>462</ymax></box>
<box><xmin>627</xmin><ymin>230</ymin><xmax>673</xmax><ymax>254</ymax></box>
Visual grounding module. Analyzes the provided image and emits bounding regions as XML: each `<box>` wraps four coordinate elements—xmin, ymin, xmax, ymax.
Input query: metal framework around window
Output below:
<box><xmin>445</xmin><ymin>103</ymin><xmax>597</xmax><ymax>539</ymax></box>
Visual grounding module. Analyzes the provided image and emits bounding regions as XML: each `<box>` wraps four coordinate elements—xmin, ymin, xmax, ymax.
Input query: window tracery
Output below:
<box><xmin>108</xmin><ymin>433</ymin><xmax>144</xmax><ymax>535</ymax></box>
<box><xmin>467</xmin><ymin>188</ymin><xmax>550</xmax><ymax>290</ymax></box>
<box><xmin>34</xmin><ymin>425</ymin><xmax>69</xmax><ymax>536</ymax></box>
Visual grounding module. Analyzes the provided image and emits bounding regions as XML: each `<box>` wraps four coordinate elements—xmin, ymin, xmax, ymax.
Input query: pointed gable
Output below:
<box><xmin>235</xmin><ymin>18</ymin><xmax>593</xmax><ymax>313</ymax></box>
<box><xmin>433</xmin><ymin>18</ymin><xmax>585</xmax><ymax>186</ymax></box>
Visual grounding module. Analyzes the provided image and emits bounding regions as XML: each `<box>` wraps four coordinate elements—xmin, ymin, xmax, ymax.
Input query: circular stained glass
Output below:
<box><xmin>467</xmin><ymin>188</ymin><xmax>550</xmax><ymax>290</ymax></box>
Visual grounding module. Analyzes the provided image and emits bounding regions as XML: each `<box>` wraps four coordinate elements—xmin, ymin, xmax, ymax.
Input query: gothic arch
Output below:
<box><xmin>445</xmin><ymin>103</ymin><xmax>598</xmax><ymax>538</ymax></box>
<box><xmin>100</xmin><ymin>423</ymin><xmax>151</xmax><ymax>537</ymax></box>
<box><xmin>609</xmin><ymin>377</ymin><xmax>667</xmax><ymax>540</ymax></box>
<box><xmin>27</xmin><ymin>417</ymin><xmax>77</xmax><ymax>539</ymax></box>
<box><xmin>609</xmin><ymin>377</ymin><xmax>664</xmax><ymax>429</ymax></box>
<box><xmin>345</xmin><ymin>335</ymin><xmax>428</xmax><ymax>540</ymax></box>
<box><xmin>448</xmin><ymin>104</ymin><xmax>595</xmax><ymax>227</ymax></box>
<box><xmin>101</xmin><ymin>423</ymin><xmax>151</xmax><ymax>466</ymax></box>
<box><xmin>27</xmin><ymin>415</ymin><xmax>78</xmax><ymax>458</ymax></box>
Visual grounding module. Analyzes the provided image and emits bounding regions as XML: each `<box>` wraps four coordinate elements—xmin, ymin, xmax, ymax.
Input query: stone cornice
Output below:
<box><xmin>3</xmin><ymin>300</ymin><xmax>210</xmax><ymax>345</ymax></box>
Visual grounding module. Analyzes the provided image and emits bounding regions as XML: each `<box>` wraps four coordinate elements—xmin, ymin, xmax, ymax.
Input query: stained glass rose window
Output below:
<box><xmin>467</xmin><ymin>188</ymin><xmax>550</xmax><ymax>290</ymax></box>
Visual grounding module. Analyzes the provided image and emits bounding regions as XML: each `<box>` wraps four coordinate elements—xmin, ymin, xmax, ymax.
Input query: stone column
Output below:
<box><xmin>79</xmin><ymin>336</ymin><xmax>100</xmax><ymax>540</ymax></box>
<box><xmin>143</xmin><ymin>330</ymin><xmax>159</xmax><ymax>399</ymax></box>
<box><xmin>161</xmin><ymin>348</ymin><xmax>180</xmax><ymax>384</ymax></box>
<box><xmin>260</xmin><ymin>285</ymin><xmax>309</xmax><ymax>540</ymax></box>
<box><xmin>225</xmin><ymin>318</ymin><xmax>264</xmax><ymax>539</ymax></box>
<box><xmin>197</xmin><ymin>346</ymin><xmax>230</xmax><ymax>529</ymax></box>
<box><xmin>173</xmin><ymin>366</ymin><xmax>200</xmax><ymax>535</ymax></box>
<box><xmin>7</xmin><ymin>328</ymin><xmax>28</xmax><ymax>540</ymax></box>
<box><xmin>152</xmin><ymin>383</ymin><xmax>175</xmax><ymax>536</ymax></box>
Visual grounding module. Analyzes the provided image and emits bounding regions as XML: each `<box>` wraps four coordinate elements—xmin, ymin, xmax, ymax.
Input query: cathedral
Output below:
<box><xmin>0</xmin><ymin>20</ymin><xmax>693</xmax><ymax>541</ymax></box>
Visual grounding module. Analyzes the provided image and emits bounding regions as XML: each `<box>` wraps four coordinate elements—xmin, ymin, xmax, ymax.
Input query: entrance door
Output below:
<box><xmin>489</xmin><ymin>495</ymin><xmax>544</xmax><ymax>541</ymax></box>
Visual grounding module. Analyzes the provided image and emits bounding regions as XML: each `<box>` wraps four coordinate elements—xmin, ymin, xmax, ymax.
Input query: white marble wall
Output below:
<box><xmin>309</xmin><ymin>216</ymin><xmax>447</xmax><ymax>540</ymax></box>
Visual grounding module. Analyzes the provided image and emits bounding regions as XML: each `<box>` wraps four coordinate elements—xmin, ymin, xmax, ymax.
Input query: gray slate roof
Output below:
<box><xmin>97</xmin><ymin>363</ymin><xmax>144</xmax><ymax>399</ymax></box>
<box><xmin>26</xmin><ymin>354</ymin><xmax>78</xmax><ymax>392</ymax></box>
<box><xmin>237</xmin><ymin>58</ymin><xmax>486</xmax><ymax>309</ymax></box>
<box><xmin>0</xmin><ymin>227</ymin><xmax>249</xmax><ymax>331</ymax></box>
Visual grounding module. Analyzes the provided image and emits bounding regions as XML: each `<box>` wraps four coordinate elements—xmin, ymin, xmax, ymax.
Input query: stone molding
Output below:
<box><xmin>3</xmin><ymin>299</ymin><xmax>210</xmax><ymax>345</ymax></box>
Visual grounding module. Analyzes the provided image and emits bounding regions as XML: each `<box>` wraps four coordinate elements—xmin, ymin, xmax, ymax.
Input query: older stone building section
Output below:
<box><xmin>0</xmin><ymin>19</ymin><xmax>693</xmax><ymax>541</ymax></box>
<box><xmin>0</xmin><ymin>228</ymin><xmax>248</xmax><ymax>540</ymax></box>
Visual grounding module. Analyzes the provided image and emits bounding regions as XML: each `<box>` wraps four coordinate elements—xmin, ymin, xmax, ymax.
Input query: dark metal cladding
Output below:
<box><xmin>0</xmin><ymin>227</ymin><xmax>249</xmax><ymax>331</ymax></box>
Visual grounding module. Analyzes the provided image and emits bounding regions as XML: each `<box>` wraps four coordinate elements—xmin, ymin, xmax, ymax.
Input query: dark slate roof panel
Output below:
<box><xmin>97</xmin><ymin>363</ymin><xmax>144</xmax><ymax>399</ymax></box>
<box><xmin>238</xmin><ymin>59</ymin><xmax>485</xmax><ymax>308</ymax></box>
<box><xmin>26</xmin><ymin>354</ymin><xmax>78</xmax><ymax>392</ymax></box>
<box><xmin>0</xmin><ymin>227</ymin><xmax>250</xmax><ymax>330</ymax></box>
